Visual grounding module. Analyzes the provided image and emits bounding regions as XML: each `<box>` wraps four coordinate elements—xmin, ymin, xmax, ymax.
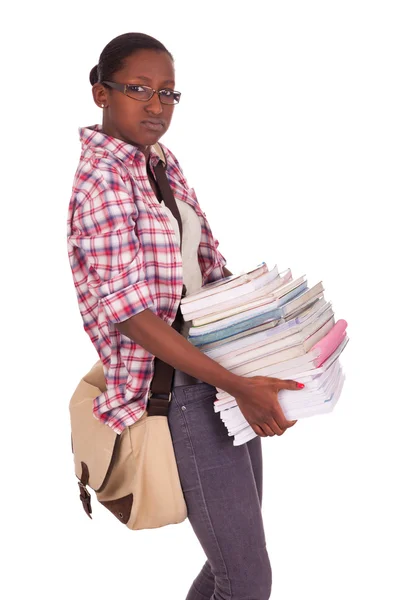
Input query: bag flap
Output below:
<box><xmin>69</xmin><ymin>361</ymin><xmax>119</xmax><ymax>491</ymax></box>
<box><xmin>82</xmin><ymin>359</ymin><xmax>107</xmax><ymax>392</ymax></box>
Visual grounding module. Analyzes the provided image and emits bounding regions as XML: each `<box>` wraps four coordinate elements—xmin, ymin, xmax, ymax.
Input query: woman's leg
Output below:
<box><xmin>184</xmin><ymin>435</ymin><xmax>264</xmax><ymax>600</ymax></box>
<box><xmin>168</xmin><ymin>383</ymin><xmax>272</xmax><ymax>600</ymax></box>
<box><xmin>247</xmin><ymin>434</ymin><xmax>264</xmax><ymax>508</ymax></box>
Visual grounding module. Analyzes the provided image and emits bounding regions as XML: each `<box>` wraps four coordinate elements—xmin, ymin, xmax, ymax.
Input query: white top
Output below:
<box><xmin>161</xmin><ymin>198</ymin><xmax>203</xmax><ymax>297</ymax></box>
<box><xmin>161</xmin><ymin>198</ymin><xmax>204</xmax><ymax>386</ymax></box>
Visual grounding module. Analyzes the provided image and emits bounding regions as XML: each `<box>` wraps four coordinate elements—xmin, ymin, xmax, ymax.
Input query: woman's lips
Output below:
<box><xmin>141</xmin><ymin>121</ymin><xmax>164</xmax><ymax>131</ymax></box>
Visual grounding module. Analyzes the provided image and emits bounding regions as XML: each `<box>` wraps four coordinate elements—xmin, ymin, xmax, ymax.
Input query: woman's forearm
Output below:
<box><xmin>115</xmin><ymin>308</ymin><xmax>247</xmax><ymax>398</ymax></box>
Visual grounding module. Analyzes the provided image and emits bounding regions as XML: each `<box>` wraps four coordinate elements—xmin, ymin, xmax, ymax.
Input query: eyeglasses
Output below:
<box><xmin>102</xmin><ymin>81</ymin><xmax>181</xmax><ymax>105</ymax></box>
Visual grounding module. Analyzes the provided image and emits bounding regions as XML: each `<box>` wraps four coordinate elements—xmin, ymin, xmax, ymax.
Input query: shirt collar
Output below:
<box><xmin>79</xmin><ymin>124</ymin><xmax>167</xmax><ymax>168</ymax></box>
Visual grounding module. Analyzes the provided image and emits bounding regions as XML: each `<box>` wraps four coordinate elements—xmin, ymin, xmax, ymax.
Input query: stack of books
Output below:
<box><xmin>181</xmin><ymin>263</ymin><xmax>348</xmax><ymax>446</ymax></box>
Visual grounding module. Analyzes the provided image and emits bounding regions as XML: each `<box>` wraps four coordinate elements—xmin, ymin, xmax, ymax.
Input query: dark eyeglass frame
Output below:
<box><xmin>101</xmin><ymin>81</ymin><xmax>181</xmax><ymax>104</ymax></box>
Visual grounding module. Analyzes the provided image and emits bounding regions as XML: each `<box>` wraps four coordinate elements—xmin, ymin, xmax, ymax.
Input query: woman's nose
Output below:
<box><xmin>145</xmin><ymin>92</ymin><xmax>163</xmax><ymax>114</ymax></box>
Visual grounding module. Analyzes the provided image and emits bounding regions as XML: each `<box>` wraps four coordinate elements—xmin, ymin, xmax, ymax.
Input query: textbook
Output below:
<box><xmin>189</xmin><ymin>271</ymin><xmax>301</xmax><ymax>326</ymax></box>
<box><xmin>180</xmin><ymin>262</ymin><xmax>268</xmax><ymax>304</ymax></box>
<box><xmin>219</xmin><ymin>359</ymin><xmax>345</xmax><ymax>446</ymax></box>
<box><xmin>187</xmin><ymin>282</ymin><xmax>324</xmax><ymax>346</ymax></box>
<box><xmin>216</xmin><ymin>338</ymin><xmax>347</xmax><ymax>446</ymax></box>
<box><xmin>225</xmin><ymin>319</ymin><xmax>346</xmax><ymax>377</ymax></box>
<box><xmin>214</xmin><ymin>327</ymin><xmax>348</xmax><ymax>446</ymax></box>
<box><xmin>215</xmin><ymin>335</ymin><xmax>349</xmax><ymax>405</ymax></box>
<box><xmin>215</xmin><ymin>342</ymin><xmax>346</xmax><ymax>411</ymax></box>
<box><xmin>183</xmin><ymin>266</ymin><xmax>291</xmax><ymax>322</ymax></box>
<box><xmin>218</xmin><ymin>312</ymin><xmax>335</xmax><ymax>371</ymax></box>
<box><xmin>223</xmin><ymin>358</ymin><xmax>343</xmax><ymax>430</ymax></box>
<box><xmin>180</xmin><ymin>263</ymin><xmax>270</xmax><ymax>314</ymax></box>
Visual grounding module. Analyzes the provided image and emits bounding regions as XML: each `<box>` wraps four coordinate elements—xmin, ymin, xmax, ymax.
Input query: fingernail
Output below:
<box><xmin>296</xmin><ymin>382</ymin><xmax>305</xmax><ymax>389</ymax></box>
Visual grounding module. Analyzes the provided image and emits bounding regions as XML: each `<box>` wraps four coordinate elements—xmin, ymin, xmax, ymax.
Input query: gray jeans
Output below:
<box><xmin>169</xmin><ymin>371</ymin><xmax>272</xmax><ymax>599</ymax></box>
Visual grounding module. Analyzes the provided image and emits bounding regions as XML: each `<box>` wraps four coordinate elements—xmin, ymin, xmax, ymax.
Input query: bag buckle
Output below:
<box><xmin>78</xmin><ymin>481</ymin><xmax>93</xmax><ymax>519</ymax></box>
<box><xmin>147</xmin><ymin>391</ymin><xmax>172</xmax><ymax>416</ymax></box>
<box><xmin>148</xmin><ymin>391</ymin><xmax>172</xmax><ymax>402</ymax></box>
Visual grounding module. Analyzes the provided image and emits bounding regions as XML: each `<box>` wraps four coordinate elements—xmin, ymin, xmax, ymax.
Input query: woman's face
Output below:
<box><xmin>93</xmin><ymin>49</ymin><xmax>176</xmax><ymax>158</ymax></box>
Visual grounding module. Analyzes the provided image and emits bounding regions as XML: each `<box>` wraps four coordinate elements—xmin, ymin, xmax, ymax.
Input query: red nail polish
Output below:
<box><xmin>296</xmin><ymin>382</ymin><xmax>305</xmax><ymax>389</ymax></box>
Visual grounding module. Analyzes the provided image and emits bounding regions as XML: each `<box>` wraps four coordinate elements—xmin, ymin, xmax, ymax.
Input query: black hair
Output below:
<box><xmin>89</xmin><ymin>32</ymin><xmax>174</xmax><ymax>86</ymax></box>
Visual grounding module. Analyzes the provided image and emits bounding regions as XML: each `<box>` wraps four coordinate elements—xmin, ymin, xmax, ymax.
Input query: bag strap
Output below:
<box><xmin>147</xmin><ymin>146</ymin><xmax>187</xmax><ymax>414</ymax></box>
<box><xmin>152</xmin><ymin>158</ymin><xmax>183</xmax><ymax>252</ymax></box>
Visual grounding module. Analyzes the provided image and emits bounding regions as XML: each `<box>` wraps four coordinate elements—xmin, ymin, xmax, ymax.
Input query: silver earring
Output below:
<box><xmin>101</xmin><ymin>103</ymin><xmax>105</xmax><ymax>108</ymax></box>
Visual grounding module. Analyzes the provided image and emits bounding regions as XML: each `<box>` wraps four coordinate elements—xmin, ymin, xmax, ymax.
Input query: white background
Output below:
<box><xmin>2</xmin><ymin>1</ymin><xmax>399</xmax><ymax>598</ymax></box>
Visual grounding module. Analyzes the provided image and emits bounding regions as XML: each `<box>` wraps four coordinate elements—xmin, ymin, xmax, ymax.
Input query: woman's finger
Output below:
<box><xmin>257</xmin><ymin>423</ymin><xmax>276</xmax><ymax>437</ymax></box>
<box><xmin>253</xmin><ymin>424</ymin><xmax>267</xmax><ymax>437</ymax></box>
<box><xmin>263</xmin><ymin>423</ymin><xmax>276</xmax><ymax>436</ymax></box>
<box><xmin>266</xmin><ymin>419</ymin><xmax>285</xmax><ymax>436</ymax></box>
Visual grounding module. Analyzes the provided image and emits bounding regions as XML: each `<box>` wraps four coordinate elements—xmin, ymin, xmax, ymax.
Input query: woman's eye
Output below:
<box><xmin>128</xmin><ymin>85</ymin><xmax>145</xmax><ymax>92</ymax></box>
<box><xmin>160</xmin><ymin>89</ymin><xmax>173</xmax><ymax>96</ymax></box>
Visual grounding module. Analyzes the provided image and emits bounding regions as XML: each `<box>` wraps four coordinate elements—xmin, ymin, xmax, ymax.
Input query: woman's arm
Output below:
<box><xmin>115</xmin><ymin>308</ymin><xmax>247</xmax><ymax>398</ymax></box>
<box><xmin>115</xmin><ymin>266</ymin><xmax>240</xmax><ymax>395</ymax></box>
<box><xmin>115</xmin><ymin>307</ymin><xmax>300</xmax><ymax>438</ymax></box>
<box><xmin>116</xmin><ymin>266</ymin><xmax>238</xmax><ymax>393</ymax></box>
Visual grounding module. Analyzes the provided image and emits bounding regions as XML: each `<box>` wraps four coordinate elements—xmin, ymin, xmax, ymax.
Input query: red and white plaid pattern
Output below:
<box><xmin>67</xmin><ymin>124</ymin><xmax>226</xmax><ymax>433</ymax></box>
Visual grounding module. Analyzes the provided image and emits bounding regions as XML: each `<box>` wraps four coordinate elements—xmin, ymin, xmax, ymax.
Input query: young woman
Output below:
<box><xmin>67</xmin><ymin>32</ymin><xmax>302</xmax><ymax>600</ymax></box>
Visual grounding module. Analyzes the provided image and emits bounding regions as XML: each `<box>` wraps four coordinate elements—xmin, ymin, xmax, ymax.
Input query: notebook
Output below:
<box><xmin>189</xmin><ymin>270</ymin><xmax>299</xmax><ymax>325</ymax></box>
<box><xmin>218</xmin><ymin>313</ymin><xmax>335</xmax><ymax>370</ymax></box>
<box><xmin>228</xmin><ymin>318</ymin><xmax>342</xmax><ymax>376</ymax></box>
<box><xmin>180</xmin><ymin>263</ymin><xmax>272</xmax><ymax>314</ymax></box>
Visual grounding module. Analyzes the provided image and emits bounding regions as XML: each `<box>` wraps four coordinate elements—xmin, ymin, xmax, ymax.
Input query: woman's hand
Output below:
<box><xmin>233</xmin><ymin>376</ymin><xmax>303</xmax><ymax>437</ymax></box>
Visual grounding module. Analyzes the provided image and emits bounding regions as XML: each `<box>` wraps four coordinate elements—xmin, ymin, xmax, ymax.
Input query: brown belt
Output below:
<box><xmin>146</xmin><ymin>159</ymin><xmax>187</xmax><ymax>417</ymax></box>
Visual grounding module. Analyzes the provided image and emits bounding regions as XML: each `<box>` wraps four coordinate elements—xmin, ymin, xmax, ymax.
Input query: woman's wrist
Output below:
<box><xmin>217</xmin><ymin>371</ymin><xmax>250</xmax><ymax>399</ymax></box>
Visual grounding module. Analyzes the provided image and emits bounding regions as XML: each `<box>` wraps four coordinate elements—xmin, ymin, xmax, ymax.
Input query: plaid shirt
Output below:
<box><xmin>67</xmin><ymin>124</ymin><xmax>226</xmax><ymax>434</ymax></box>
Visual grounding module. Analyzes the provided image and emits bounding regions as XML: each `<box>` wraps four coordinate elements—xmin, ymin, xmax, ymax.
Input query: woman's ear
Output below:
<box><xmin>92</xmin><ymin>83</ymin><xmax>108</xmax><ymax>109</ymax></box>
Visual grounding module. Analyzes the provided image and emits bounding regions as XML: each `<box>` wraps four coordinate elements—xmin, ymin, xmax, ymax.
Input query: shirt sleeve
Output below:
<box><xmin>68</xmin><ymin>164</ymin><xmax>156</xmax><ymax>324</ymax></box>
<box><xmin>205</xmin><ymin>234</ymin><xmax>228</xmax><ymax>283</ymax></box>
